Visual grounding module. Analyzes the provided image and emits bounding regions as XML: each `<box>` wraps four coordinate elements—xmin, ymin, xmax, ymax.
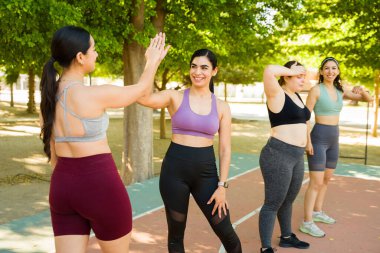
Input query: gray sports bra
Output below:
<box><xmin>54</xmin><ymin>83</ymin><xmax>109</xmax><ymax>143</ymax></box>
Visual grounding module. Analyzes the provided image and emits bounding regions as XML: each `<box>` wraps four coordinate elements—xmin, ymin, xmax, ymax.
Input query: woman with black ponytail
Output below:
<box><xmin>39</xmin><ymin>26</ymin><xmax>169</xmax><ymax>253</ymax></box>
<box><xmin>137</xmin><ymin>49</ymin><xmax>242</xmax><ymax>252</ymax></box>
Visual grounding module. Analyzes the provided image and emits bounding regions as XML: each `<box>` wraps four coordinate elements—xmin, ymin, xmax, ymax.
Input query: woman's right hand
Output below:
<box><xmin>306</xmin><ymin>141</ymin><xmax>314</xmax><ymax>155</ymax></box>
<box><xmin>290</xmin><ymin>62</ymin><xmax>306</xmax><ymax>76</ymax></box>
<box><xmin>145</xmin><ymin>32</ymin><xmax>170</xmax><ymax>65</ymax></box>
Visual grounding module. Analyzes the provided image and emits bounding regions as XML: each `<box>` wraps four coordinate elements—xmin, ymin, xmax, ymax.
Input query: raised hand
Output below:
<box><xmin>352</xmin><ymin>85</ymin><xmax>364</xmax><ymax>95</ymax></box>
<box><xmin>145</xmin><ymin>32</ymin><xmax>170</xmax><ymax>64</ymax></box>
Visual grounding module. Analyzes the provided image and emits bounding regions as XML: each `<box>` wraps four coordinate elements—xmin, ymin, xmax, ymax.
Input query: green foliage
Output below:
<box><xmin>62</xmin><ymin>0</ymin><xmax>305</xmax><ymax>85</ymax></box>
<box><xmin>5</xmin><ymin>68</ymin><xmax>19</xmax><ymax>85</ymax></box>
<box><xmin>282</xmin><ymin>0</ymin><xmax>379</xmax><ymax>87</ymax></box>
<box><xmin>0</xmin><ymin>0</ymin><xmax>81</xmax><ymax>74</ymax></box>
<box><xmin>154</xmin><ymin>0</ymin><xmax>305</xmax><ymax>85</ymax></box>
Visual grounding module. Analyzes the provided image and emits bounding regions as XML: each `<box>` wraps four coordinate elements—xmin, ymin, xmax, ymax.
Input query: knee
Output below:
<box><xmin>309</xmin><ymin>181</ymin><xmax>324</xmax><ymax>191</ymax></box>
<box><xmin>211</xmin><ymin>215</ymin><xmax>233</xmax><ymax>237</ymax></box>
<box><xmin>323</xmin><ymin>175</ymin><xmax>332</xmax><ymax>185</ymax></box>
<box><xmin>262</xmin><ymin>199</ymin><xmax>283</xmax><ymax>212</ymax></box>
<box><xmin>212</xmin><ymin>218</ymin><xmax>241</xmax><ymax>252</ymax></box>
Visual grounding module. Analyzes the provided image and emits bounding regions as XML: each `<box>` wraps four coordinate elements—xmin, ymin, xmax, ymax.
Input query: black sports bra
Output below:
<box><xmin>267</xmin><ymin>93</ymin><xmax>311</xmax><ymax>128</ymax></box>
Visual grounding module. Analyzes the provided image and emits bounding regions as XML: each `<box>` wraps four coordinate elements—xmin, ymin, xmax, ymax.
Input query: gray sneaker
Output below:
<box><xmin>299</xmin><ymin>222</ymin><xmax>325</xmax><ymax>237</ymax></box>
<box><xmin>313</xmin><ymin>211</ymin><xmax>336</xmax><ymax>224</ymax></box>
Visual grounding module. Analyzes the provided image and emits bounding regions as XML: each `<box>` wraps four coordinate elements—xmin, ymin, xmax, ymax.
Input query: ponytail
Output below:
<box><xmin>209</xmin><ymin>77</ymin><xmax>214</xmax><ymax>93</ymax></box>
<box><xmin>40</xmin><ymin>57</ymin><xmax>58</xmax><ymax>160</ymax></box>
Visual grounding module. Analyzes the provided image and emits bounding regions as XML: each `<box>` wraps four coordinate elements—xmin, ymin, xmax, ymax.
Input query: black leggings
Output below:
<box><xmin>160</xmin><ymin>142</ymin><xmax>241</xmax><ymax>253</ymax></box>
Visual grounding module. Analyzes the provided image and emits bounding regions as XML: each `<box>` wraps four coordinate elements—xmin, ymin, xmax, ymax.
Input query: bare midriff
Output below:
<box><xmin>315</xmin><ymin>115</ymin><xmax>340</xmax><ymax>126</ymax></box>
<box><xmin>172</xmin><ymin>134</ymin><xmax>214</xmax><ymax>148</ymax></box>
<box><xmin>270</xmin><ymin>123</ymin><xmax>307</xmax><ymax>147</ymax></box>
<box><xmin>55</xmin><ymin>138</ymin><xmax>111</xmax><ymax>157</ymax></box>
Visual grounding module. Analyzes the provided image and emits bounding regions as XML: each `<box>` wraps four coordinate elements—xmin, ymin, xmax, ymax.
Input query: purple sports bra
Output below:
<box><xmin>171</xmin><ymin>88</ymin><xmax>219</xmax><ymax>139</ymax></box>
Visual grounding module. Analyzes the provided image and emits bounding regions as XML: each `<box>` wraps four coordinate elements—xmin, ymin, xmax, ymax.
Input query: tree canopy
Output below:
<box><xmin>0</xmin><ymin>0</ymin><xmax>378</xmax><ymax>178</ymax></box>
<box><xmin>282</xmin><ymin>0</ymin><xmax>379</xmax><ymax>86</ymax></box>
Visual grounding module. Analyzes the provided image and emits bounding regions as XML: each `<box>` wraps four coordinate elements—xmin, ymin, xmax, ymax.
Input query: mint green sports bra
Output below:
<box><xmin>54</xmin><ymin>83</ymin><xmax>109</xmax><ymax>143</ymax></box>
<box><xmin>314</xmin><ymin>83</ymin><xmax>343</xmax><ymax>116</ymax></box>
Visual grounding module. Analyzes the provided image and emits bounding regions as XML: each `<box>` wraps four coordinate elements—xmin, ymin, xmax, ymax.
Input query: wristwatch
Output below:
<box><xmin>218</xmin><ymin>181</ymin><xmax>229</xmax><ymax>188</ymax></box>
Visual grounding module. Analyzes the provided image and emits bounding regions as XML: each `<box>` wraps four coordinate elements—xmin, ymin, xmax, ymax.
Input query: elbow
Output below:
<box><xmin>360</xmin><ymin>93</ymin><xmax>374</xmax><ymax>102</ymax></box>
<box><xmin>141</xmin><ymin>89</ymin><xmax>152</xmax><ymax>100</ymax></box>
<box><xmin>219</xmin><ymin>144</ymin><xmax>231</xmax><ymax>158</ymax></box>
<box><xmin>137</xmin><ymin>95</ymin><xmax>149</xmax><ymax>106</ymax></box>
<box><xmin>263</xmin><ymin>65</ymin><xmax>274</xmax><ymax>76</ymax></box>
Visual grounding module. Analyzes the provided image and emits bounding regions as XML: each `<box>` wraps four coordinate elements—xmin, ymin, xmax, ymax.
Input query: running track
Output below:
<box><xmin>1</xmin><ymin>153</ymin><xmax>379</xmax><ymax>253</ymax></box>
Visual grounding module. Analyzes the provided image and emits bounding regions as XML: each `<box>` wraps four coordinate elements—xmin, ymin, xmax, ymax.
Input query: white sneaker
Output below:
<box><xmin>313</xmin><ymin>211</ymin><xmax>336</xmax><ymax>224</ymax></box>
<box><xmin>299</xmin><ymin>222</ymin><xmax>326</xmax><ymax>237</ymax></box>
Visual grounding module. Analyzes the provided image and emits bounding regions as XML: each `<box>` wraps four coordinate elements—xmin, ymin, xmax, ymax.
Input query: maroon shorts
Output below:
<box><xmin>49</xmin><ymin>153</ymin><xmax>132</xmax><ymax>241</ymax></box>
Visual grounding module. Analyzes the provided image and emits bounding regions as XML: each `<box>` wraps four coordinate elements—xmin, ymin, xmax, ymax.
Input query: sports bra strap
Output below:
<box><xmin>55</xmin><ymin>82</ymin><xmax>83</xmax><ymax>137</ymax></box>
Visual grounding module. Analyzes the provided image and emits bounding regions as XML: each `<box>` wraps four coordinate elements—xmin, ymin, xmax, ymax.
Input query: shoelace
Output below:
<box><xmin>311</xmin><ymin>223</ymin><xmax>322</xmax><ymax>232</ymax></box>
<box><xmin>321</xmin><ymin>212</ymin><xmax>333</xmax><ymax>219</ymax></box>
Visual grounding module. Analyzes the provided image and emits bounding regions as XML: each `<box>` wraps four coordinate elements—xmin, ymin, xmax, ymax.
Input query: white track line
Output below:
<box><xmin>219</xmin><ymin>178</ymin><xmax>310</xmax><ymax>253</ymax></box>
<box><xmin>133</xmin><ymin>166</ymin><xmax>261</xmax><ymax>220</ymax></box>
<box><xmin>133</xmin><ymin>205</ymin><xmax>165</xmax><ymax>220</ymax></box>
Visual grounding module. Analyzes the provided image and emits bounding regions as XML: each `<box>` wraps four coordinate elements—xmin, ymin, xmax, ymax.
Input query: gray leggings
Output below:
<box><xmin>259</xmin><ymin>137</ymin><xmax>305</xmax><ymax>248</ymax></box>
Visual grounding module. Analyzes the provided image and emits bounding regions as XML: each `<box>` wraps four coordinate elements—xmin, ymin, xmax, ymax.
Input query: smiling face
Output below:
<box><xmin>320</xmin><ymin>60</ymin><xmax>340</xmax><ymax>84</ymax></box>
<box><xmin>190</xmin><ymin>56</ymin><xmax>218</xmax><ymax>88</ymax></box>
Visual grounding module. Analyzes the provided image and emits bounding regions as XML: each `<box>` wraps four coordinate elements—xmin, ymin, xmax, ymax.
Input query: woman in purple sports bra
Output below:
<box><xmin>138</xmin><ymin>49</ymin><xmax>241</xmax><ymax>252</ymax></box>
<box><xmin>39</xmin><ymin>26</ymin><xmax>169</xmax><ymax>253</ymax></box>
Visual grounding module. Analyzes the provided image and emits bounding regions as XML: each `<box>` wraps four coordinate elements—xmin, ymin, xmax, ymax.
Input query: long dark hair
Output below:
<box><xmin>318</xmin><ymin>57</ymin><xmax>343</xmax><ymax>92</ymax></box>
<box><xmin>40</xmin><ymin>26</ymin><xmax>90</xmax><ymax>160</ymax></box>
<box><xmin>278</xmin><ymin>61</ymin><xmax>303</xmax><ymax>86</ymax></box>
<box><xmin>189</xmin><ymin>49</ymin><xmax>217</xmax><ymax>93</ymax></box>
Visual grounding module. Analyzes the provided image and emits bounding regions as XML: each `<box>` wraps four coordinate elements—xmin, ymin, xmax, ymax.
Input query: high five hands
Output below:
<box><xmin>145</xmin><ymin>32</ymin><xmax>171</xmax><ymax>64</ymax></box>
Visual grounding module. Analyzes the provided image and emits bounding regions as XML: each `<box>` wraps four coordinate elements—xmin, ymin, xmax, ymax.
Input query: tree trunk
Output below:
<box><xmin>27</xmin><ymin>68</ymin><xmax>36</xmax><ymax>113</ymax></box>
<box><xmin>160</xmin><ymin>107</ymin><xmax>166</xmax><ymax>139</ymax></box>
<box><xmin>158</xmin><ymin>68</ymin><xmax>170</xmax><ymax>139</ymax></box>
<box><xmin>121</xmin><ymin>0</ymin><xmax>153</xmax><ymax>184</ymax></box>
<box><xmin>224</xmin><ymin>82</ymin><xmax>227</xmax><ymax>101</ymax></box>
<box><xmin>371</xmin><ymin>71</ymin><xmax>379</xmax><ymax>137</ymax></box>
<box><xmin>151</xmin><ymin>0</ymin><xmax>165</xmax><ymax>33</ymax></box>
<box><xmin>152</xmin><ymin>0</ymin><xmax>167</xmax><ymax>140</ymax></box>
<box><xmin>10</xmin><ymin>83</ymin><xmax>14</xmax><ymax>107</ymax></box>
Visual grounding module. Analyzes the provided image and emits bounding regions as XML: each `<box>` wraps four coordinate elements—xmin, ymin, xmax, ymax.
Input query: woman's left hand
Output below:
<box><xmin>352</xmin><ymin>85</ymin><xmax>364</xmax><ymax>95</ymax></box>
<box><xmin>207</xmin><ymin>187</ymin><xmax>229</xmax><ymax>218</ymax></box>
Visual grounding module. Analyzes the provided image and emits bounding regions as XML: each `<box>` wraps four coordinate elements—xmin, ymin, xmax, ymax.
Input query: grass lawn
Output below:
<box><xmin>1</xmin><ymin>101</ymin><xmax>379</xmax><ymax>184</ymax></box>
<box><xmin>0</xmin><ymin>101</ymin><xmax>379</xmax><ymax>223</ymax></box>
